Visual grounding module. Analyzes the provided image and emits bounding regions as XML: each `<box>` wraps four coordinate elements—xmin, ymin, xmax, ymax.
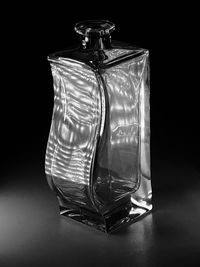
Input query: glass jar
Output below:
<box><xmin>45</xmin><ymin>20</ymin><xmax>152</xmax><ymax>233</ymax></box>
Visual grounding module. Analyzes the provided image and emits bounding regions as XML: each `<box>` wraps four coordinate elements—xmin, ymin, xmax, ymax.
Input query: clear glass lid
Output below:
<box><xmin>74</xmin><ymin>20</ymin><xmax>115</xmax><ymax>36</ymax></box>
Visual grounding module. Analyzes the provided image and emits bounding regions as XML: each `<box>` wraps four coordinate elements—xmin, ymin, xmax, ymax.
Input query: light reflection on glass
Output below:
<box><xmin>45</xmin><ymin>40</ymin><xmax>151</xmax><ymax>232</ymax></box>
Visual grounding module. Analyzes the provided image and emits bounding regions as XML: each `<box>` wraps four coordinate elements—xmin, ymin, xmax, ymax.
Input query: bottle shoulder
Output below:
<box><xmin>48</xmin><ymin>40</ymin><xmax>148</xmax><ymax>70</ymax></box>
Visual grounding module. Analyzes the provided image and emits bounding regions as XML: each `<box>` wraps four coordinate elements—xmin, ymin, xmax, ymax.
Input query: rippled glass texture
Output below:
<box><xmin>45</xmin><ymin>42</ymin><xmax>152</xmax><ymax>232</ymax></box>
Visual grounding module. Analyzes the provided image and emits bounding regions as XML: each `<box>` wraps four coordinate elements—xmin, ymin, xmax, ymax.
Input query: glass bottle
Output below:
<box><xmin>45</xmin><ymin>20</ymin><xmax>152</xmax><ymax>233</ymax></box>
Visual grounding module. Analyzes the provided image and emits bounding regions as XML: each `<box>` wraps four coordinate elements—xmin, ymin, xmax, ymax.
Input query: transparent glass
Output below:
<box><xmin>45</xmin><ymin>20</ymin><xmax>152</xmax><ymax>233</ymax></box>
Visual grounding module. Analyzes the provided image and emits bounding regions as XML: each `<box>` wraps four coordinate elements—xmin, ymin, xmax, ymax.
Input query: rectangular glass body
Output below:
<box><xmin>45</xmin><ymin>42</ymin><xmax>152</xmax><ymax>232</ymax></box>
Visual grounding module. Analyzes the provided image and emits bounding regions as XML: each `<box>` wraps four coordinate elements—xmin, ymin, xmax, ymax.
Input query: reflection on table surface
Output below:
<box><xmin>0</xmin><ymin>162</ymin><xmax>200</xmax><ymax>267</ymax></box>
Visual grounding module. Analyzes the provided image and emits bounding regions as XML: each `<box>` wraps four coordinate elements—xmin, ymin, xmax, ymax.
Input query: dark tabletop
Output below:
<box><xmin>1</xmin><ymin>153</ymin><xmax>200</xmax><ymax>267</ymax></box>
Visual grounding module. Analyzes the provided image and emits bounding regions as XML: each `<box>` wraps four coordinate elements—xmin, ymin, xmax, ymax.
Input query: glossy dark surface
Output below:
<box><xmin>1</xmin><ymin>156</ymin><xmax>200</xmax><ymax>267</ymax></box>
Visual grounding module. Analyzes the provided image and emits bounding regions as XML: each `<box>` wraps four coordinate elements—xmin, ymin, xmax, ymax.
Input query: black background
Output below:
<box><xmin>1</xmin><ymin>3</ymin><xmax>200</xmax><ymax>267</ymax></box>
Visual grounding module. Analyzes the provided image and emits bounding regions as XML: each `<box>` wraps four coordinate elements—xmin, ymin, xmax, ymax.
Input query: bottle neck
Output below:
<box><xmin>80</xmin><ymin>34</ymin><xmax>112</xmax><ymax>50</ymax></box>
<box><xmin>75</xmin><ymin>20</ymin><xmax>115</xmax><ymax>50</ymax></box>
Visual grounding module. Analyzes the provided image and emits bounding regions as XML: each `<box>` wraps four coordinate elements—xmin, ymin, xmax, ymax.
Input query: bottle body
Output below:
<box><xmin>45</xmin><ymin>28</ymin><xmax>152</xmax><ymax>232</ymax></box>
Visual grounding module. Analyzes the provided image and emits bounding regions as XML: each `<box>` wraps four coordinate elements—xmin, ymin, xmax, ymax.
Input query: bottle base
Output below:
<box><xmin>58</xmin><ymin>196</ymin><xmax>152</xmax><ymax>233</ymax></box>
